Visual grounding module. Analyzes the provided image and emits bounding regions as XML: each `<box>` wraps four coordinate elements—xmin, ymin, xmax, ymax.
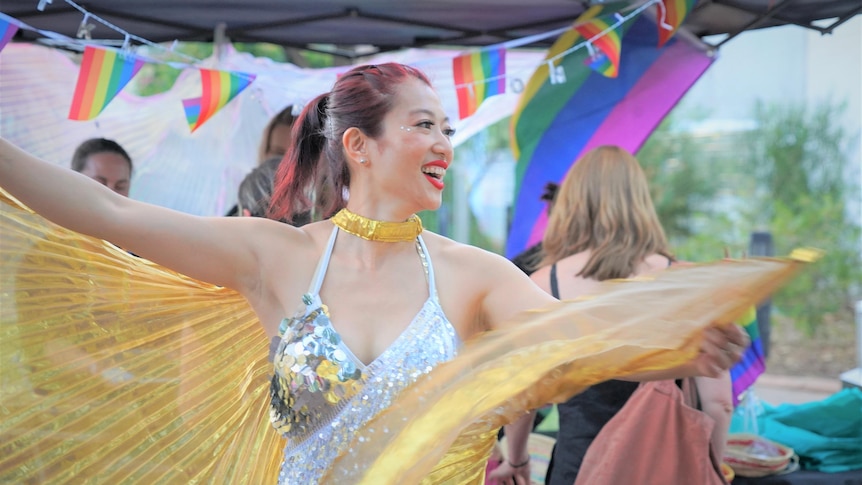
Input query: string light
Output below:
<box><xmin>75</xmin><ymin>13</ymin><xmax>93</xmax><ymax>40</ymax></box>
<box><xmin>54</xmin><ymin>0</ymin><xmax>204</xmax><ymax>64</ymax></box>
<box><xmin>546</xmin><ymin>0</ymin><xmax>660</xmax><ymax>66</ymax></box>
<box><xmin>450</xmin><ymin>0</ymin><xmax>662</xmax><ymax>93</ymax></box>
<box><xmin>20</xmin><ymin>0</ymin><xmax>674</xmax><ymax>97</ymax></box>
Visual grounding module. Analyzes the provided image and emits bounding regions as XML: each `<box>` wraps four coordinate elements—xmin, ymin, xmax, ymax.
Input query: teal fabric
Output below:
<box><xmin>730</xmin><ymin>388</ymin><xmax>862</xmax><ymax>473</ymax></box>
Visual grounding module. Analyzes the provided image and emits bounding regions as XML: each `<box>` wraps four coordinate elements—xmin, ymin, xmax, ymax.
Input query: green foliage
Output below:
<box><xmin>132</xmin><ymin>43</ymin><xmax>213</xmax><ymax>96</ymax></box>
<box><xmin>235</xmin><ymin>43</ymin><xmax>286</xmax><ymax>63</ymax></box>
<box><xmin>131</xmin><ymin>42</ymin><xmax>320</xmax><ymax>96</ymax></box>
<box><xmin>299</xmin><ymin>50</ymin><xmax>339</xmax><ymax>68</ymax></box>
<box><xmin>746</xmin><ymin>101</ymin><xmax>861</xmax><ymax>335</ymax></box>
<box><xmin>423</xmin><ymin>117</ymin><xmax>512</xmax><ymax>253</ymax></box>
<box><xmin>636</xmin><ymin>115</ymin><xmax>749</xmax><ymax>261</ymax></box>
<box><xmin>637</xmin><ymin>100</ymin><xmax>860</xmax><ymax>336</ymax></box>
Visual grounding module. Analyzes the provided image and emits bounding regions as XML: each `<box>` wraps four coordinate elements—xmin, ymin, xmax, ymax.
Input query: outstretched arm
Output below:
<box><xmin>0</xmin><ymin>138</ymin><xmax>294</xmax><ymax>294</ymax></box>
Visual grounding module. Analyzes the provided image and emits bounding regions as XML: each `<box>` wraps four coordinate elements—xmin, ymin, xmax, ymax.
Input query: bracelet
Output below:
<box><xmin>509</xmin><ymin>457</ymin><xmax>530</xmax><ymax>468</ymax></box>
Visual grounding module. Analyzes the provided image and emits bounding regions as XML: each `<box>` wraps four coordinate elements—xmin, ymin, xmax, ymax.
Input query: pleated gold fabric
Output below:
<box><xmin>0</xmin><ymin>188</ymin><xmax>810</xmax><ymax>484</ymax></box>
<box><xmin>325</xmin><ymin>256</ymin><xmax>811</xmax><ymax>483</ymax></box>
<box><xmin>0</xmin><ymin>190</ymin><xmax>283</xmax><ymax>484</ymax></box>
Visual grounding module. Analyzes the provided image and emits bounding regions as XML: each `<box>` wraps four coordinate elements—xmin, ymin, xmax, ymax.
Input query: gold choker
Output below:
<box><xmin>330</xmin><ymin>208</ymin><xmax>423</xmax><ymax>242</ymax></box>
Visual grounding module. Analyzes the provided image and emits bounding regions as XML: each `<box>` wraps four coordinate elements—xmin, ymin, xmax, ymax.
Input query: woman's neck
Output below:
<box><xmin>332</xmin><ymin>206</ymin><xmax>422</xmax><ymax>239</ymax></box>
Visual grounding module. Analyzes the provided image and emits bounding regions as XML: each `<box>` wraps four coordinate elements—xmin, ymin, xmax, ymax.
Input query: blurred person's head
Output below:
<box><xmin>258</xmin><ymin>106</ymin><xmax>297</xmax><ymax>164</ymax></box>
<box><xmin>71</xmin><ymin>138</ymin><xmax>133</xmax><ymax>197</ymax></box>
<box><xmin>238</xmin><ymin>157</ymin><xmax>309</xmax><ymax>225</ymax></box>
<box><xmin>541</xmin><ymin>145</ymin><xmax>671</xmax><ymax>280</ymax></box>
<box><xmin>540</xmin><ymin>181</ymin><xmax>559</xmax><ymax>214</ymax></box>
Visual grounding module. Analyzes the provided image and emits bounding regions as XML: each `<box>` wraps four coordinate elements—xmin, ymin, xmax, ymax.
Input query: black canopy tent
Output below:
<box><xmin>4</xmin><ymin>0</ymin><xmax>861</xmax><ymax>59</ymax></box>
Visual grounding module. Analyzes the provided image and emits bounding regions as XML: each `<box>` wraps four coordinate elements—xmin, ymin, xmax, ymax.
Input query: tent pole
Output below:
<box><xmin>214</xmin><ymin>22</ymin><xmax>227</xmax><ymax>61</ymax></box>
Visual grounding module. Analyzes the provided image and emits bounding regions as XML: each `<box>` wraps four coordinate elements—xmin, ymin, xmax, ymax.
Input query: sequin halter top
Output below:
<box><xmin>269</xmin><ymin>225</ymin><xmax>461</xmax><ymax>483</ymax></box>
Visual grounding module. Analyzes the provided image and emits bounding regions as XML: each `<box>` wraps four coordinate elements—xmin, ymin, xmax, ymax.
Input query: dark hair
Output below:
<box><xmin>71</xmin><ymin>138</ymin><xmax>133</xmax><ymax>173</ymax></box>
<box><xmin>269</xmin><ymin>63</ymin><xmax>432</xmax><ymax>222</ymax></box>
<box><xmin>258</xmin><ymin>106</ymin><xmax>297</xmax><ymax>163</ymax></box>
<box><xmin>238</xmin><ymin>157</ymin><xmax>310</xmax><ymax>225</ymax></box>
<box><xmin>515</xmin><ymin>181</ymin><xmax>561</xmax><ymax>273</ymax></box>
<box><xmin>238</xmin><ymin>157</ymin><xmax>281</xmax><ymax>218</ymax></box>
<box><xmin>540</xmin><ymin>182</ymin><xmax>559</xmax><ymax>205</ymax></box>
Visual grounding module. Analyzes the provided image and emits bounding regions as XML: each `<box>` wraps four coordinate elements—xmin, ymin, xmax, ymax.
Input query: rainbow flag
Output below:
<box><xmin>0</xmin><ymin>17</ymin><xmax>19</xmax><ymax>54</ymax></box>
<box><xmin>452</xmin><ymin>48</ymin><xmax>506</xmax><ymax>119</ymax></box>
<box><xmin>657</xmin><ymin>0</ymin><xmax>697</xmax><ymax>47</ymax></box>
<box><xmin>574</xmin><ymin>15</ymin><xmax>623</xmax><ymax>78</ymax></box>
<box><xmin>68</xmin><ymin>46</ymin><xmax>145</xmax><ymax>121</ymax></box>
<box><xmin>507</xmin><ymin>13</ymin><xmax>714</xmax><ymax>258</ymax></box>
<box><xmin>730</xmin><ymin>306</ymin><xmax>766</xmax><ymax>405</ymax></box>
<box><xmin>183</xmin><ymin>69</ymin><xmax>256</xmax><ymax>133</ymax></box>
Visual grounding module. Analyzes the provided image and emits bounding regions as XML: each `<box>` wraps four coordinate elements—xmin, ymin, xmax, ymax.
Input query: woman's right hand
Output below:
<box><xmin>693</xmin><ymin>324</ymin><xmax>749</xmax><ymax>377</ymax></box>
<box><xmin>486</xmin><ymin>458</ymin><xmax>531</xmax><ymax>485</ymax></box>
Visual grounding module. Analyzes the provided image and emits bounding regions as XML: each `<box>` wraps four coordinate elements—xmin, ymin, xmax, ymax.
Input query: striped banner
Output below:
<box><xmin>182</xmin><ymin>69</ymin><xmax>256</xmax><ymax>132</ymax></box>
<box><xmin>68</xmin><ymin>46</ymin><xmax>145</xmax><ymax>120</ymax></box>
<box><xmin>730</xmin><ymin>306</ymin><xmax>766</xmax><ymax>405</ymax></box>
<box><xmin>507</xmin><ymin>14</ymin><xmax>714</xmax><ymax>258</ymax></box>
<box><xmin>452</xmin><ymin>48</ymin><xmax>506</xmax><ymax>119</ymax></box>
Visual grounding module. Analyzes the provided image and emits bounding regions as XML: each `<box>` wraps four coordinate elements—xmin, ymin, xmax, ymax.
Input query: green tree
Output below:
<box><xmin>422</xmin><ymin>117</ymin><xmax>512</xmax><ymax>253</ymax></box>
<box><xmin>131</xmin><ymin>42</ymin><xmax>337</xmax><ymax>96</ymax></box>
<box><xmin>636</xmin><ymin>114</ymin><xmax>749</xmax><ymax>260</ymax></box>
<box><xmin>746</xmin><ymin>101</ymin><xmax>861</xmax><ymax>335</ymax></box>
<box><xmin>132</xmin><ymin>42</ymin><xmax>214</xmax><ymax>96</ymax></box>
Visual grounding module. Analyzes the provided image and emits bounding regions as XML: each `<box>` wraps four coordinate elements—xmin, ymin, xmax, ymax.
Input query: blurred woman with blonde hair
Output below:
<box><xmin>507</xmin><ymin>145</ymin><xmax>733</xmax><ymax>485</ymax></box>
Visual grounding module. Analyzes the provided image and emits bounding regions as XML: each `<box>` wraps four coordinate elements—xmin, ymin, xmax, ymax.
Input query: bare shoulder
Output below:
<box><xmin>421</xmin><ymin>231</ymin><xmax>515</xmax><ymax>275</ymax></box>
<box><xmin>242</xmin><ymin>218</ymin><xmax>335</xmax><ymax>332</ymax></box>
<box><xmin>241</xmin><ymin>216</ymin><xmax>317</xmax><ymax>252</ymax></box>
<box><xmin>420</xmin><ymin>231</ymin><xmax>556</xmax><ymax>335</ymax></box>
<box><xmin>238</xmin><ymin>217</ymin><xmax>333</xmax><ymax>286</ymax></box>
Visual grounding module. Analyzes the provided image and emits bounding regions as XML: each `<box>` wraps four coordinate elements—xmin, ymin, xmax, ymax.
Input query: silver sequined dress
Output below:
<box><xmin>269</xmin><ymin>226</ymin><xmax>460</xmax><ymax>484</ymax></box>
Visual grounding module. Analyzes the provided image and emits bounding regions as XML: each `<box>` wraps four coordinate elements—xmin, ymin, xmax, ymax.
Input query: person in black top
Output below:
<box><xmin>509</xmin><ymin>181</ymin><xmax>559</xmax><ymax>276</ymax></box>
<box><xmin>509</xmin><ymin>146</ymin><xmax>734</xmax><ymax>484</ymax></box>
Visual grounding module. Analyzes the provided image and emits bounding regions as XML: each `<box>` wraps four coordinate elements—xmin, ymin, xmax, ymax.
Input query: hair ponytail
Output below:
<box><xmin>269</xmin><ymin>93</ymin><xmax>344</xmax><ymax>221</ymax></box>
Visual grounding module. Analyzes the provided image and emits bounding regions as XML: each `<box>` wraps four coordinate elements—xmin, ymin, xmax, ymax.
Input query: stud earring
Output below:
<box><xmin>359</xmin><ymin>158</ymin><xmax>367</xmax><ymax>164</ymax></box>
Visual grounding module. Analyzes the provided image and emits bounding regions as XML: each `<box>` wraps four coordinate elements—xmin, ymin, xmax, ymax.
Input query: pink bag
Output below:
<box><xmin>574</xmin><ymin>379</ymin><xmax>727</xmax><ymax>485</ymax></box>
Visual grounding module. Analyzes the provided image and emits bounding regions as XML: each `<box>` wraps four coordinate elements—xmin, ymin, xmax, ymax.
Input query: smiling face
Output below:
<box><xmin>363</xmin><ymin>78</ymin><xmax>454</xmax><ymax>214</ymax></box>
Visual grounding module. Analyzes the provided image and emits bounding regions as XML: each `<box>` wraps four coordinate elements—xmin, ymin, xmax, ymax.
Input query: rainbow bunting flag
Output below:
<box><xmin>507</xmin><ymin>12</ymin><xmax>714</xmax><ymax>258</ymax></box>
<box><xmin>68</xmin><ymin>46</ymin><xmax>145</xmax><ymax>121</ymax></box>
<box><xmin>730</xmin><ymin>306</ymin><xmax>766</xmax><ymax>405</ymax></box>
<box><xmin>657</xmin><ymin>0</ymin><xmax>697</xmax><ymax>47</ymax></box>
<box><xmin>183</xmin><ymin>69</ymin><xmax>256</xmax><ymax>133</ymax></box>
<box><xmin>0</xmin><ymin>17</ymin><xmax>19</xmax><ymax>54</ymax></box>
<box><xmin>575</xmin><ymin>15</ymin><xmax>623</xmax><ymax>78</ymax></box>
<box><xmin>452</xmin><ymin>48</ymin><xmax>506</xmax><ymax>119</ymax></box>
<box><xmin>584</xmin><ymin>52</ymin><xmax>614</xmax><ymax>78</ymax></box>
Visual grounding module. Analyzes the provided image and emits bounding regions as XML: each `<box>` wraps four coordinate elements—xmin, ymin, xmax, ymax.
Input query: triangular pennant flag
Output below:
<box><xmin>68</xmin><ymin>46</ymin><xmax>145</xmax><ymax>120</ymax></box>
<box><xmin>574</xmin><ymin>15</ymin><xmax>623</xmax><ymax>78</ymax></box>
<box><xmin>657</xmin><ymin>0</ymin><xmax>697</xmax><ymax>47</ymax></box>
<box><xmin>452</xmin><ymin>48</ymin><xmax>506</xmax><ymax>119</ymax></box>
<box><xmin>507</xmin><ymin>13</ymin><xmax>714</xmax><ymax>258</ymax></box>
<box><xmin>0</xmin><ymin>17</ymin><xmax>19</xmax><ymax>54</ymax></box>
<box><xmin>182</xmin><ymin>69</ymin><xmax>256</xmax><ymax>132</ymax></box>
<box><xmin>583</xmin><ymin>51</ymin><xmax>616</xmax><ymax>78</ymax></box>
